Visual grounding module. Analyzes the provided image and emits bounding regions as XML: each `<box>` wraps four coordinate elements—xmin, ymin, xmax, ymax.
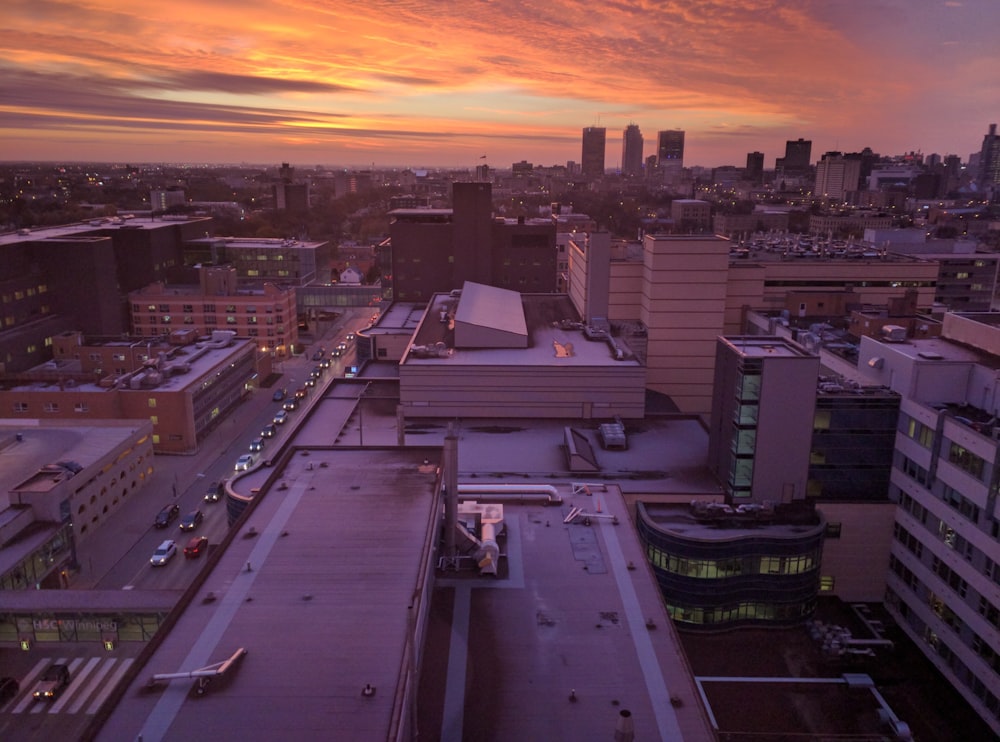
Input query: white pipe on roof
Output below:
<box><xmin>457</xmin><ymin>483</ymin><xmax>561</xmax><ymax>504</ymax></box>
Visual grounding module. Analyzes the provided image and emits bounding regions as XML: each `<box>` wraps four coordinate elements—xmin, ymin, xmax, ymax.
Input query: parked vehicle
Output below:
<box><xmin>272</xmin><ymin>388</ymin><xmax>287</xmax><ymax>402</ymax></box>
<box><xmin>312</xmin><ymin>348</ymin><xmax>325</xmax><ymax>360</ymax></box>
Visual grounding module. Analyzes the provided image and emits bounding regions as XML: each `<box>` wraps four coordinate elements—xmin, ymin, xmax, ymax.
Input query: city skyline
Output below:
<box><xmin>2</xmin><ymin>1</ymin><xmax>998</xmax><ymax>169</ymax></box>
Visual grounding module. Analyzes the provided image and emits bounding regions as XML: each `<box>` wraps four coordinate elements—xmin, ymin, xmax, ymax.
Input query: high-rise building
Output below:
<box><xmin>745</xmin><ymin>151</ymin><xmax>764</xmax><ymax>184</ymax></box>
<box><xmin>777</xmin><ymin>138</ymin><xmax>812</xmax><ymax>174</ymax></box>
<box><xmin>978</xmin><ymin>123</ymin><xmax>1000</xmax><ymax>194</ymax></box>
<box><xmin>856</xmin><ymin>313</ymin><xmax>1000</xmax><ymax>736</ymax></box>
<box><xmin>581</xmin><ymin>127</ymin><xmax>606</xmax><ymax>179</ymax></box>
<box><xmin>657</xmin><ymin>130</ymin><xmax>685</xmax><ymax>182</ymax></box>
<box><xmin>621</xmin><ymin>123</ymin><xmax>643</xmax><ymax>177</ymax></box>
<box><xmin>814</xmin><ymin>152</ymin><xmax>863</xmax><ymax>201</ymax></box>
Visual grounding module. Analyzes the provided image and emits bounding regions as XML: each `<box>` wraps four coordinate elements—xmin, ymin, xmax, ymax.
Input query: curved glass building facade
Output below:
<box><xmin>637</xmin><ymin>501</ymin><xmax>825</xmax><ymax>631</ymax></box>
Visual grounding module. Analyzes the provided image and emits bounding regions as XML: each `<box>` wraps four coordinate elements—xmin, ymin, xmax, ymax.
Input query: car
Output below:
<box><xmin>337</xmin><ymin>341</ymin><xmax>347</xmax><ymax>352</ymax></box>
<box><xmin>273</xmin><ymin>410</ymin><xmax>288</xmax><ymax>425</ymax></box>
<box><xmin>204</xmin><ymin>481</ymin><xmax>224</xmax><ymax>503</ymax></box>
<box><xmin>184</xmin><ymin>535</ymin><xmax>209</xmax><ymax>558</ymax></box>
<box><xmin>312</xmin><ymin>349</ymin><xmax>325</xmax><ymax>361</ymax></box>
<box><xmin>320</xmin><ymin>358</ymin><xmax>331</xmax><ymax>369</ymax></box>
<box><xmin>310</xmin><ymin>367</ymin><xmax>322</xmax><ymax>378</ymax></box>
<box><xmin>304</xmin><ymin>377</ymin><xmax>316</xmax><ymax>388</ymax></box>
<box><xmin>234</xmin><ymin>453</ymin><xmax>256</xmax><ymax>471</ymax></box>
<box><xmin>249</xmin><ymin>437</ymin><xmax>265</xmax><ymax>453</ymax></box>
<box><xmin>260</xmin><ymin>423</ymin><xmax>277</xmax><ymax>438</ymax></box>
<box><xmin>32</xmin><ymin>664</ymin><xmax>70</xmax><ymax>700</ymax></box>
<box><xmin>332</xmin><ymin>347</ymin><xmax>343</xmax><ymax>357</ymax></box>
<box><xmin>179</xmin><ymin>509</ymin><xmax>204</xmax><ymax>531</ymax></box>
<box><xmin>154</xmin><ymin>503</ymin><xmax>180</xmax><ymax>528</ymax></box>
<box><xmin>283</xmin><ymin>397</ymin><xmax>299</xmax><ymax>411</ymax></box>
<box><xmin>271</xmin><ymin>388</ymin><xmax>287</xmax><ymax>402</ymax></box>
<box><xmin>0</xmin><ymin>676</ymin><xmax>19</xmax><ymax>703</ymax></box>
<box><xmin>294</xmin><ymin>387</ymin><xmax>308</xmax><ymax>400</ymax></box>
<box><xmin>346</xmin><ymin>332</ymin><xmax>356</xmax><ymax>342</ymax></box>
<box><xmin>150</xmin><ymin>539</ymin><xmax>177</xmax><ymax>566</ymax></box>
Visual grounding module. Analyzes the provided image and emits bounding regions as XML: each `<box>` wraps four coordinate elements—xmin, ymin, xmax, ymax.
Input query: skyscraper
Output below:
<box><xmin>581</xmin><ymin>126</ymin><xmax>606</xmax><ymax>179</ymax></box>
<box><xmin>621</xmin><ymin>123</ymin><xmax>643</xmax><ymax>177</ymax></box>
<box><xmin>814</xmin><ymin>151</ymin><xmax>862</xmax><ymax>201</ymax></box>
<box><xmin>745</xmin><ymin>151</ymin><xmax>764</xmax><ymax>184</ymax></box>
<box><xmin>978</xmin><ymin>123</ymin><xmax>1000</xmax><ymax>195</ymax></box>
<box><xmin>657</xmin><ymin>129</ymin><xmax>685</xmax><ymax>182</ymax></box>
<box><xmin>776</xmin><ymin>138</ymin><xmax>812</xmax><ymax>174</ymax></box>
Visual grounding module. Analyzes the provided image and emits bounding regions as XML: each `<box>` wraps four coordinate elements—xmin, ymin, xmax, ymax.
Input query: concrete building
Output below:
<box><xmin>0</xmin><ymin>419</ymin><xmax>154</xmax><ymax>588</ymax></box>
<box><xmin>977</xmin><ymin>123</ymin><xmax>999</xmax><ymax>194</ymax></box>
<box><xmin>707</xmin><ymin>337</ymin><xmax>819</xmax><ymax>503</ymax></box>
<box><xmin>852</xmin><ymin>312</ymin><xmax>1000</xmax><ymax>736</ymax></box>
<box><xmin>670</xmin><ymin>199</ymin><xmax>712</xmax><ymax>232</ymax></box>
<box><xmin>129</xmin><ymin>265</ymin><xmax>299</xmax><ymax>357</ymax></box>
<box><xmin>814</xmin><ymin>152</ymin><xmax>863</xmax><ymax>201</ymax></box>
<box><xmin>581</xmin><ymin>126</ymin><xmax>606</xmax><ymax>179</ymax></box>
<box><xmin>388</xmin><ymin>181</ymin><xmax>557</xmax><ymax>302</ymax></box>
<box><xmin>0</xmin><ymin>330</ymin><xmax>262</xmax><ymax>454</ymax></box>
<box><xmin>397</xmin><ymin>281</ymin><xmax>645</xmax><ymax>421</ymax></box>
<box><xmin>566</xmin><ymin>232</ymin><xmax>939</xmax><ymax>418</ymax></box>
<box><xmin>0</xmin><ymin>216</ymin><xmax>211</xmax><ymax>373</ymax></box>
<box><xmin>621</xmin><ymin>123</ymin><xmax>644</xmax><ymax>177</ymax></box>
<box><xmin>657</xmin><ymin>129</ymin><xmax>685</xmax><ymax>183</ymax></box>
<box><xmin>776</xmin><ymin>138</ymin><xmax>812</xmax><ymax>176</ymax></box>
<box><xmin>183</xmin><ymin>235</ymin><xmax>329</xmax><ymax>288</ymax></box>
<box><xmin>745</xmin><ymin>151</ymin><xmax>764</xmax><ymax>183</ymax></box>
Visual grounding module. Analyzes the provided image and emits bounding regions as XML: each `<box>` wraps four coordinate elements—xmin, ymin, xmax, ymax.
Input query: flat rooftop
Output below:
<box><xmin>95</xmin><ymin>439</ymin><xmax>716</xmax><ymax>741</ymax></box>
<box><xmin>405</xmin><ymin>291</ymin><xmax>642</xmax><ymax>367</ymax></box>
<box><xmin>0</xmin><ymin>216</ymin><xmax>211</xmax><ymax>246</ymax></box>
<box><xmin>0</xmin><ymin>338</ymin><xmax>256</xmax><ymax>394</ymax></box>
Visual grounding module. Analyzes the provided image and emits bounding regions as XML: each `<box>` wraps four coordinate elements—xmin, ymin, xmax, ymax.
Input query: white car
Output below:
<box><xmin>150</xmin><ymin>540</ymin><xmax>177</xmax><ymax>566</ymax></box>
<box><xmin>234</xmin><ymin>453</ymin><xmax>256</xmax><ymax>471</ymax></box>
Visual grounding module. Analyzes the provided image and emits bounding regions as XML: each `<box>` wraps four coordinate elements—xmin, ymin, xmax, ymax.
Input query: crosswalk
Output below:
<box><xmin>2</xmin><ymin>656</ymin><xmax>134</xmax><ymax>716</ymax></box>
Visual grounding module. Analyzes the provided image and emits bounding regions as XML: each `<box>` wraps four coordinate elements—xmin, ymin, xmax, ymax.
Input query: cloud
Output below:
<box><xmin>1</xmin><ymin>0</ymin><xmax>997</xmax><ymax>165</ymax></box>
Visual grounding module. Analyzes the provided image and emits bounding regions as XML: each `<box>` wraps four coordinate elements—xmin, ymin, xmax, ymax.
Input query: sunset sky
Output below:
<box><xmin>2</xmin><ymin>0</ymin><xmax>998</xmax><ymax>169</ymax></box>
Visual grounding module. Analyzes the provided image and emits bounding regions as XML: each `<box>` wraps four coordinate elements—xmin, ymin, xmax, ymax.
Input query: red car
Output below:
<box><xmin>184</xmin><ymin>536</ymin><xmax>209</xmax><ymax>558</ymax></box>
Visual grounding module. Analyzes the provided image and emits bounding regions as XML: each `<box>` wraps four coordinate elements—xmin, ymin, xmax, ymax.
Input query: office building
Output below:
<box><xmin>856</xmin><ymin>312</ymin><xmax>1000</xmax><ymax>735</ymax></box>
<box><xmin>777</xmin><ymin>138</ymin><xmax>812</xmax><ymax>174</ymax></box>
<box><xmin>978</xmin><ymin>123</ymin><xmax>1000</xmax><ymax>195</ymax></box>
<box><xmin>0</xmin><ymin>217</ymin><xmax>211</xmax><ymax>373</ymax></box>
<box><xmin>657</xmin><ymin>129</ymin><xmax>685</xmax><ymax>182</ymax></box>
<box><xmin>581</xmin><ymin>126</ymin><xmax>606</xmax><ymax>179</ymax></box>
<box><xmin>621</xmin><ymin>123</ymin><xmax>644</xmax><ymax>177</ymax></box>
<box><xmin>814</xmin><ymin>152</ymin><xmax>863</xmax><ymax>201</ymax></box>
<box><xmin>149</xmin><ymin>188</ymin><xmax>186</xmax><ymax>212</ymax></box>
<box><xmin>388</xmin><ymin>182</ymin><xmax>557</xmax><ymax>302</ymax></box>
<box><xmin>0</xmin><ymin>328</ymin><xmax>262</xmax><ymax>454</ymax></box>
<box><xmin>745</xmin><ymin>151</ymin><xmax>764</xmax><ymax>183</ymax></box>
<box><xmin>129</xmin><ymin>265</ymin><xmax>299</xmax><ymax>357</ymax></box>
<box><xmin>183</xmin><ymin>235</ymin><xmax>329</xmax><ymax>288</ymax></box>
<box><xmin>707</xmin><ymin>337</ymin><xmax>819</xmax><ymax>502</ymax></box>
